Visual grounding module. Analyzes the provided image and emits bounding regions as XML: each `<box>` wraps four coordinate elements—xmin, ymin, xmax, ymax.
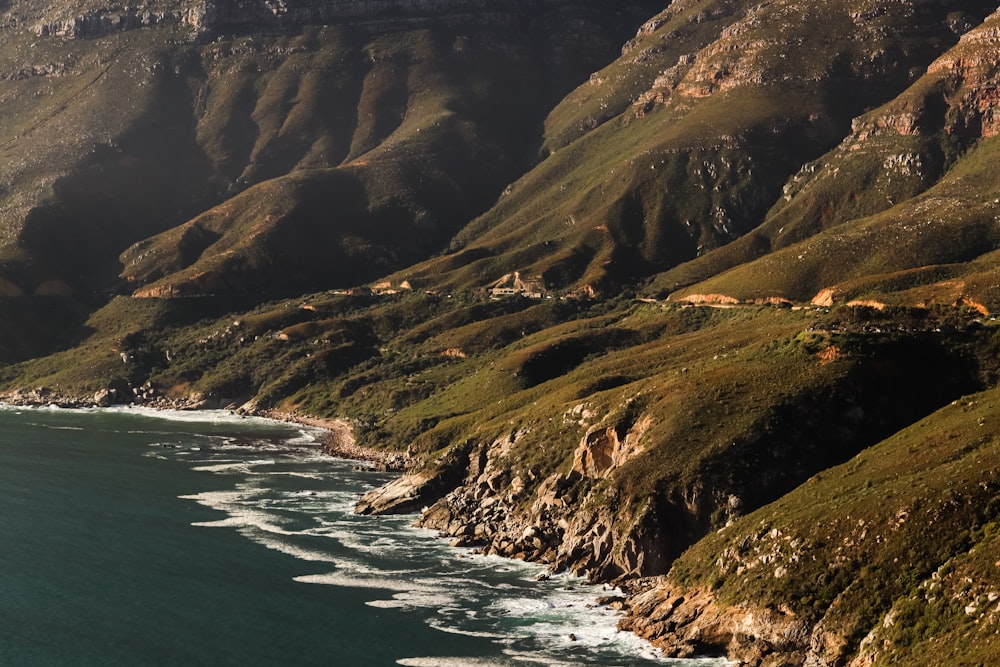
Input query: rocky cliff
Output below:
<box><xmin>28</xmin><ymin>0</ymin><xmax>640</xmax><ymax>46</ymax></box>
<box><xmin>5</xmin><ymin>1</ymin><xmax>1000</xmax><ymax>665</ymax></box>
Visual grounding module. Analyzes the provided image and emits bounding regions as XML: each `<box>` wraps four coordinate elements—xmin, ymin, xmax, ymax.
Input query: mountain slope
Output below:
<box><xmin>622</xmin><ymin>380</ymin><xmax>1000</xmax><ymax>666</ymax></box>
<box><xmin>5</xmin><ymin>3</ymin><xmax>1000</xmax><ymax>667</ymax></box>
<box><xmin>656</xmin><ymin>7</ymin><xmax>1000</xmax><ymax>310</ymax></box>
<box><xmin>387</xmin><ymin>0</ymin><xmax>991</xmax><ymax>295</ymax></box>
<box><xmin>0</xmin><ymin>0</ymin><xmax>663</xmax><ymax>300</ymax></box>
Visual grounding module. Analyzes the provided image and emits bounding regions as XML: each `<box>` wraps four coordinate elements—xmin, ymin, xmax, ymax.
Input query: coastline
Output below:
<box><xmin>0</xmin><ymin>387</ymin><xmax>685</xmax><ymax>662</ymax></box>
<box><xmin>264</xmin><ymin>411</ymin><xmax>410</xmax><ymax>471</ymax></box>
<box><xmin>0</xmin><ymin>387</ymin><xmax>409</xmax><ymax>471</ymax></box>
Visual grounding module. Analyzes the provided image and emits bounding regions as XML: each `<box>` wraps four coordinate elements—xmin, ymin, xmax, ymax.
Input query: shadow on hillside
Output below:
<box><xmin>0</xmin><ymin>297</ymin><xmax>94</xmax><ymax>365</ymax></box>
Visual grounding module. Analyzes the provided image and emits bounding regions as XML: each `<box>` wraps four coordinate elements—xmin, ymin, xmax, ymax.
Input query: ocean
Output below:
<box><xmin>0</xmin><ymin>405</ymin><xmax>729</xmax><ymax>666</ymax></box>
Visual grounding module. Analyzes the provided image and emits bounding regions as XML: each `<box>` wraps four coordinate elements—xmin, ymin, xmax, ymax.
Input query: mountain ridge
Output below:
<box><xmin>4</xmin><ymin>2</ymin><xmax>1000</xmax><ymax>665</ymax></box>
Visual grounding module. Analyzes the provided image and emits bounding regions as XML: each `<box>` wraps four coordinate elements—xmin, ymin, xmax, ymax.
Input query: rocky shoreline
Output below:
<box><xmin>0</xmin><ymin>385</ymin><xmax>722</xmax><ymax>663</ymax></box>
<box><xmin>348</xmin><ymin>434</ymin><xmax>819</xmax><ymax>666</ymax></box>
<box><xmin>0</xmin><ymin>385</ymin><xmax>410</xmax><ymax>472</ymax></box>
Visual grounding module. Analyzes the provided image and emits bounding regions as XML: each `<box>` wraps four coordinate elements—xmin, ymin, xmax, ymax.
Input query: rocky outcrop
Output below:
<box><xmin>620</xmin><ymin>584</ymin><xmax>813</xmax><ymax>666</ymax></box>
<box><xmin>848</xmin><ymin>8</ymin><xmax>1000</xmax><ymax>143</ymax></box>
<box><xmin>408</xmin><ymin>418</ymin><xmax>687</xmax><ymax>581</ymax></box>
<box><xmin>33</xmin><ymin>6</ymin><xmax>206</xmax><ymax>38</ymax></box>
<box><xmin>39</xmin><ymin>1</ymin><xmax>492</xmax><ymax>39</ymax></box>
<box><xmin>355</xmin><ymin>471</ymin><xmax>441</xmax><ymax>514</ymax></box>
<box><xmin>356</xmin><ymin>439</ymin><xmax>474</xmax><ymax>514</ymax></box>
<box><xmin>571</xmin><ymin>419</ymin><xmax>647</xmax><ymax>478</ymax></box>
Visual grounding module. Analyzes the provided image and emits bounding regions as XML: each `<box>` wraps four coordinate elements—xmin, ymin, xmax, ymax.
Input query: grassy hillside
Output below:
<box><xmin>0</xmin><ymin>0</ymin><xmax>662</xmax><ymax>314</ymax></box>
<box><xmin>641</xmin><ymin>377</ymin><xmax>1000</xmax><ymax>665</ymax></box>
<box><xmin>4</xmin><ymin>2</ymin><xmax>1000</xmax><ymax>665</ymax></box>
<box><xmin>388</xmin><ymin>0</ymin><xmax>992</xmax><ymax>295</ymax></box>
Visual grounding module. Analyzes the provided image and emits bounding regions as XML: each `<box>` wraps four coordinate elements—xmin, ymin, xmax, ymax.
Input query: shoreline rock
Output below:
<box><xmin>618</xmin><ymin>582</ymin><xmax>813</xmax><ymax>666</ymax></box>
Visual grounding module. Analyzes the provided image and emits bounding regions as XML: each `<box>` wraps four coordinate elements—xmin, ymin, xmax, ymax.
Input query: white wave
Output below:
<box><xmin>285</xmin><ymin>489</ymin><xmax>332</xmax><ymax>498</ymax></box>
<box><xmin>499</xmin><ymin>651</ymin><xmax>579</xmax><ymax>667</ymax></box>
<box><xmin>365</xmin><ymin>589</ymin><xmax>460</xmax><ymax>611</ymax></box>
<box><xmin>303</xmin><ymin>525</ymin><xmax>399</xmax><ymax>554</ymax></box>
<box><xmin>0</xmin><ymin>403</ymin><xmax>71</xmax><ymax>413</ymax></box>
<box><xmin>190</xmin><ymin>512</ymin><xmax>294</xmax><ymax>536</ymax></box>
<box><xmin>179</xmin><ymin>490</ymin><xmax>249</xmax><ymax>506</ymax></box>
<box><xmin>181</xmin><ymin>490</ymin><xmax>309</xmax><ymax>546</ymax></box>
<box><xmin>242</xmin><ymin>533</ymin><xmax>337</xmax><ymax>563</ymax></box>
<box><xmin>364</xmin><ymin>599</ymin><xmax>408</xmax><ymax>609</ymax></box>
<box><xmin>425</xmin><ymin>617</ymin><xmax>509</xmax><ymax>640</ymax></box>
<box><xmin>272</xmin><ymin>471</ymin><xmax>332</xmax><ymax>480</ymax></box>
<box><xmin>107</xmin><ymin>406</ymin><xmax>290</xmax><ymax>428</ymax></box>
<box><xmin>189</xmin><ymin>514</ymin><xmax>290</xmax><ymax>537</ymax></box>
<box><xmin>285</xmin><ymin>428</ymin><xmax>327</xmax><ymax>446</ymax></box>
<box><xmin>192</xmin><ymin>462</ymin><xmax>250</xmax><ymax>473</ymax></box>
<box><xmin>437</xmin><ymin>550</ymin><xmax>544</xmax><ymax>577</ymax></box>
<box><xmin>397</xmin><ymin>658</ymin><xmax>515</xmax><ymax>667</ymax></box>
<box><xmin>294</xmin><ymin>572</ymin><xmax>432</xmax><ymax>591</ymax></box>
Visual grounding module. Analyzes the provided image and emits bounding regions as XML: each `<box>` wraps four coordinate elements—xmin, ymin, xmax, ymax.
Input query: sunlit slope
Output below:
<box><xmin>391</xmin><ymin>0</ymin><xmax>990</xmax><ymax>295</ymax></box>
<box><xmin>655</xmin><ymin>8</ymin><xmax>1000</xmax><ymax>310</ymax></box>
<box><xmin>628</xmin><ymin>378</ymin><xmax>1000</xmax><ymax>665</ymax></box>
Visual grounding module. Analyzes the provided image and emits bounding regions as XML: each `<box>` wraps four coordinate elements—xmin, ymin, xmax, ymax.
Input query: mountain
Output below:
<box><xmin>3</xmin><ymin>1</ymin><xmax>1000</xmax><ymax>665</ymax></box>
<box><xmin>0</xmin><ymin>0</ymin><xmax>663</xmax><ymax>300</ymax></box>
<box><xmin>390</xmin><ymin>0</ymin><xmax>994</xmax><ymax>295</ymax></box>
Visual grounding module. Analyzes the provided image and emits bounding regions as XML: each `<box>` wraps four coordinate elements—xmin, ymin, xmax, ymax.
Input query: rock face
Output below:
<box><xmin>33</xmin><ymin>6</ymin><xmax>205</xmax><ymax>38</ymax></box>
<box><xmin>408</xmin><ymin>420</ymin><xmax>678</xmax><ymax>581</ymax></box>
<box><xmin>28</xmin><ymin>0</ymin><xmax>660</xmax><ymax>46</ymax></box>
<box><xmin>571</xmin><ymin>418</ymin><xmax>647</xmax><ymax>478</ymax></box>
<box><xmin>355</xmin><ymin>472</ymin><xmax>439</xmax><ymax>515</ymax></box>
<box><xmin>619</xmin><ymin>585</ymin><xmax>813</xmax><ymax>666</ymax></box>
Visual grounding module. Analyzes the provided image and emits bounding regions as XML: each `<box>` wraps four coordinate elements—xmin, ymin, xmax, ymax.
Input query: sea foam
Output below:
<box><xmin>396</xmin><ymin>658</ymin><xmax>518</xmax><ymax>667</ymax></box>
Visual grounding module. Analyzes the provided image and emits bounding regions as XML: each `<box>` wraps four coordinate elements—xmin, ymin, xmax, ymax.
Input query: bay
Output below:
<box><xmin>0</xmin><ymin>406</ymin><xmax>728</xmax><ymax>666</ymax></box>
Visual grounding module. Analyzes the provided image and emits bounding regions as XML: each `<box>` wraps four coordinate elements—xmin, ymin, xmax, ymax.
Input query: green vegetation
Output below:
<box><xmin>3</xmin><ymin>1</ymin><xmax>1000</xmax><ymax>664</ymax></box>
<box><xmin>667</xmin><ymin>383</ymin><xmax>1000</xmax><ymax>664</ymax></box>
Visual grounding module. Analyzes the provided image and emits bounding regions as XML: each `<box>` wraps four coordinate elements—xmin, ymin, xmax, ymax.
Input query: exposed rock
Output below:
<box><xmin>572</xmin><ymin>428</ymin><xmax>617</xmax><ymax>478</ymax></box>
<box><xmin>620</xmin><ymin>584</ymin><xmax>812</xmax><ymax>665</ymax></box>
<box><xmin>355</xmin><ymin>472</ymin><xmax>438</xmax><ymax>515</ymax></box>
<box><xmin>356</xmin><ymin>441</ymin><xmax>472</xmax><ymax>514</ymax></box>
<box><xmin>93</xmin><ymin>379</ymin><xmax>136</xmax><ymax>407</ymax></box>
<box><xmin>677</xmin><ymin>294</ymin><xmax>741</xmax><ymax>306</ymax></box>
<box><xmin>488</xmin><ymin>271</ymin><xmax>546</xmax><ymax>299</ymax></box>
<box><xmin>93</xmin><ymin>388</ymin><xmax>116</xmax><ymax>407</ymax></box>
<box><xmin>572</xmin><ymin>418</ymin><xmax>649</xmax><ymax>478</ymax></box>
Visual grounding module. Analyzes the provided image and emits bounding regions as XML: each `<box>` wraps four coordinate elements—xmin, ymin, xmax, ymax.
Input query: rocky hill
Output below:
<box><xmin>4</xmin><ymin>1</ymin><xmax>1000</xmax><ymax>665</ymax></box>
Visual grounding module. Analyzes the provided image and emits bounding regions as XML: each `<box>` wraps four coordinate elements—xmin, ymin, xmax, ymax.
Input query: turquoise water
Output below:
<box><xmin>0</xmin><ymin>406</ymin><xmax>727</xmax><ymax>666</ymax></box>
